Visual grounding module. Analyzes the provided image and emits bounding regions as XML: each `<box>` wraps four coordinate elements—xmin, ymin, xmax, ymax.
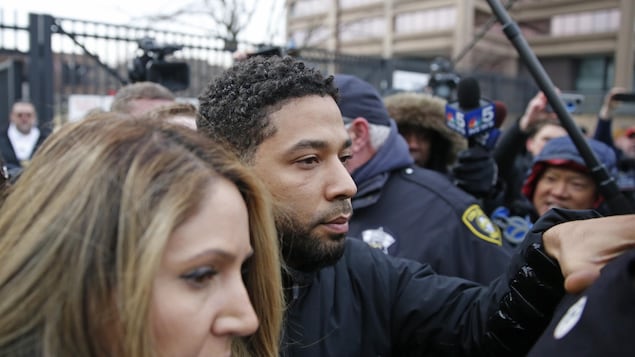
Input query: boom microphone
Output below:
<box><xmin>445</xmin><ymin>77</ymin><xmax>506</xmax><ymax>150</ymax></box>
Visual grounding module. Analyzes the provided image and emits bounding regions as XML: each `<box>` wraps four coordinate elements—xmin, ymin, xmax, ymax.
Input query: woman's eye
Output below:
<box><xmin>340</xmin><ymin>154</ymin><xmax>353</xmax><ymax>164</ymax></box>
<box><xmin>181</xmin><ymin>267</ymin><xmax>217</xmax><ymax>287</ymax></box>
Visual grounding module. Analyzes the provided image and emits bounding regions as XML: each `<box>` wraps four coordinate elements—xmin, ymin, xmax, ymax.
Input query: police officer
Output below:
<box><xmin>527</xmin><ymin>215</ymin><xmax>635</xmax><ymax>357</ymax></box>
<box><xmin>336</xmin><ymin>74</ymin><xmax>509</xmax><ymax>284</ymax></box>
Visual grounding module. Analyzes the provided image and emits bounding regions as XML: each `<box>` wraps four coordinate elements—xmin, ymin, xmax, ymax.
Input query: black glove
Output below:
<box><xmin>451</xmin><ymin>146</ymin><xmax>499</xmax><ymax>198</ymax></box>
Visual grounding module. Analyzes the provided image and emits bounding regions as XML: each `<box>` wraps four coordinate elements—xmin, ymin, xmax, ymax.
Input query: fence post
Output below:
<box><xmin>28</xmin><ymin>13</ymin><xmax>54</xmax><ymax>134</ymax></box>
<box><xmin>0</xmin><ymin>60</ymin><xmax>24</xmax><ymax>129</ymax></box>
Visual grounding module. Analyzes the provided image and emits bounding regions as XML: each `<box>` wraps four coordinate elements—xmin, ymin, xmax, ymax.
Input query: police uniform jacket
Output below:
<box><xmin>528</xmin><ymin>242</ymin><xmax>635</xmax><ymax>356</ymax></box>
<box><xmin>349</xmin><ymin>121</ymin><xmax>510</xmax><ymax>284</ymax></box>
<box><xmin>281</xmin><ymin>208</ymin><xmax>599</xmax><ymax>357</ymax></box>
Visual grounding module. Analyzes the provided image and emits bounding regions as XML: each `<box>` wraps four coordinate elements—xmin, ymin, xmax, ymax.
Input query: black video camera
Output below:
<box><xmin>129</xmin><ymin>37</ymin><xmax>190</xmax><ymax>92</ymax></box>
<box><xmin>427</xmin><ymin>57</ymin><xmax>460</xmax><ymax>100</ymax></box>
<box><xmin>429</xmin><ymin>72</ymin><xmax>460</xmax><ymax>100</ymax></box>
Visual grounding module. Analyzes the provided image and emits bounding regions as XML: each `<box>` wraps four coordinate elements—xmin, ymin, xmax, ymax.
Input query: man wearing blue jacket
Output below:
<box><xmin>336</xmin><ymin>74</ymin><xmax>510</xmax><ymax>284</ymax></box>
<box><xmin>197</xmin><ymin>55</ymin><xmax>635</xmax><ymax>357</ymax></box>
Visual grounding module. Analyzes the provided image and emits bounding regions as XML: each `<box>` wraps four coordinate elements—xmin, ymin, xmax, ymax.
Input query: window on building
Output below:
<box><xmin>575</xmin><ymin>56</ymin><xmax>614</xmax><ymax>91</ymax></box>
<box><xmin>339</xmin><ymin>17</ymin><xmax>385</xmax><ymax>41</ymax></box>
<box><xmin>551</xmin><ymin>9</ymin><xmax>619</xmax><ymax>36</ymax></box>
<box><xmin>289</xmin><ymin>0</ymin><xmax>329</xmax><ymax>18</ymax></box>
<box><xmin>290</xmin><ymin>26</ymin><xmax>331</xmax><ymax>47</ymax></box>
<box><xmin>394</xmin><ymin>6</ymin><xmax>456</xmax><ymax>34</ymax></box>
<box><xmin>340</xmin><ymin>0</ymin><xmax>382</xmax><ymax>9</ymax></box>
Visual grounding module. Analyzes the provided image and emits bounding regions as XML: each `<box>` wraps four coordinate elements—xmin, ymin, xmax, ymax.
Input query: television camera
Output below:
<box><xmin>427</xmin><ymin>57</ymin><xmax>460</xmax><ymax>100</ymax></box>
<box><xmin>128</xmin><ymin>37</ymin><xmax>190</xmax><ymax>92</ymax></box>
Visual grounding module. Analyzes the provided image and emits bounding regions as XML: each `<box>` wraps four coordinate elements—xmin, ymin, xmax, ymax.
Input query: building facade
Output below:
<box><xmin>287</xmin><ymin>0</ymin><xmax>635</xmax><ymax>107</ymax></box>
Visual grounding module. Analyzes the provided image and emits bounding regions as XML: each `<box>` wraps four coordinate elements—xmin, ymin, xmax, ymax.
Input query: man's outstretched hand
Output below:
<box><xmin>542</xmin><ymin>214</ymin><xmax>635</xmax><ymax>293</ymax></box>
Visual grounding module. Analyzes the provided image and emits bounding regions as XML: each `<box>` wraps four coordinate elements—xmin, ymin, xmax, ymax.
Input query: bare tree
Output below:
<box><xmin>141</xmin><ymin>0</ymin><xmax>258</xmax><ymax>49</ymax></box>
<box><xmin>262</xmin><ymin>0</ymin><xmax>287</xmax><ymax>45</ymax></box>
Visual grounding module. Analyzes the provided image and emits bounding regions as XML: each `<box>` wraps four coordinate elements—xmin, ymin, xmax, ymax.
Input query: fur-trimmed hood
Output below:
<box><xmin>383</xmin><ymin>92</ymin><xmax>466</xmax><ymax>165</ymax></box>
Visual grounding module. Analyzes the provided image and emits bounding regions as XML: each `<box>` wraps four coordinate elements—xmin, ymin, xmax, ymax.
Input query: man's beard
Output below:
<box><xmin>274</xmin><ymin>201</ymin><xmax>350</xmax><ymax>272</ymax></box>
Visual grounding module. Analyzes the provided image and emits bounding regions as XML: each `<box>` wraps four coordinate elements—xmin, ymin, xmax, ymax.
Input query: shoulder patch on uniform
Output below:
<box><xmin>461</xmin><ymin>204</ymin><xmax>502</xmax><ymax>246</ymax></box>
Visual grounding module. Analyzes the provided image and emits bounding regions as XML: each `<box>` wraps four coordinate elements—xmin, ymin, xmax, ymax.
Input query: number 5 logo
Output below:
<box><xmin>482</xmin><ymin>105</ymin><xmax>494</xmax><ymax>123</ymax></box>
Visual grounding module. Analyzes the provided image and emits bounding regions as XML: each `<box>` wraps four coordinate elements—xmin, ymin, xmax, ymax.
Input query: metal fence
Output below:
<box><xmin>1</xmin><ymin>11</ymin><xmax>243</xmax><ymax>129</ymax></box>
<box><xmin>1</xmin><ymin>10</ymin><xmax>583</xmax><ymax>132</ymax></box>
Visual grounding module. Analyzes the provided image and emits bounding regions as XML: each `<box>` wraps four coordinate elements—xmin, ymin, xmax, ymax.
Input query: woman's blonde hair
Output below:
<box><xmin>0</xmin><ymin>113</ymin><xmax>283</xmax><ymax>356</ymax></box>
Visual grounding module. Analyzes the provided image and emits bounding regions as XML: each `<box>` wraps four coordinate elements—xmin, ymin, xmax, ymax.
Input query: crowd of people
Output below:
<box><xmin>0</xmin><ymin>54</ymin><xmax>634</xmax><ymax>356</ymax></box>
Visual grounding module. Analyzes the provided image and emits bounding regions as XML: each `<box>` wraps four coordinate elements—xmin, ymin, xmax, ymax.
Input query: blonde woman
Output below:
<box><xmin>0</xmin><ymin>113</ymin><xmax>283</xmax><ymax>356</ymax></box>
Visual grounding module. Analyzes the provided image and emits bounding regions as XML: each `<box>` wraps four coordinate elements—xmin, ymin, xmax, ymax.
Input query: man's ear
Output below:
<box><xmin>347</xmin><ymin>117</ymin><xmax>370</xmax><ymax>152</ymax></box>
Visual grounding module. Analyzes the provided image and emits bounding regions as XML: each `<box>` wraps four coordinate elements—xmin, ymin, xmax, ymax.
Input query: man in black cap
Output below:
<box><xmin>335</xmin><ymin>74</ymin><xmax>510</xmax><ymax>284</ymax></box>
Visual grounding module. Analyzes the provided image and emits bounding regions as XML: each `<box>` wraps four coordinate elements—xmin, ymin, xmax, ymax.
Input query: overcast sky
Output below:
<box><xmin>2</xmin><ymin>0</ymin><xmax>286</xmax><ymax>45</ymax></box>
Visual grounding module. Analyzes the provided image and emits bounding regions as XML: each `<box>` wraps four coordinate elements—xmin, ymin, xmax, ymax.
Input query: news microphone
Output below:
<box><xmin>445</xmin><ymin>77</ymin><xmax>505</xmax><ymax>150</ymax></box>
<box><xmin>473</xmin><ymin>100</ymin><xmax>507</xmax><ymax>150</ymax></box>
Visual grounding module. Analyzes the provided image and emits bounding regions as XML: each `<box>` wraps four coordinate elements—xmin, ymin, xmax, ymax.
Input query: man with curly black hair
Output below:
<box><xmin>198</xmin><ymin>57</ymin><xmax>345</xmax><ymax>272</ymax></box>
<box><xmin>197</xmin><ymin>55</ymin><xmax>635</xmax><ymax>357</ymax></box>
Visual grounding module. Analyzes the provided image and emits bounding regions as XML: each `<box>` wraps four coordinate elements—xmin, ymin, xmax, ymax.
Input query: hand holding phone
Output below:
<box><xmin>546</xmin><ymin>93</ymin><xmax>585</xmax><ymax>113</ymax></box>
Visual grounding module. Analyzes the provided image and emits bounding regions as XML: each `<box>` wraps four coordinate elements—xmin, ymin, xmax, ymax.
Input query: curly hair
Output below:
<box><xmin>197</xmin><ymin>56</ymin><xmax>338</xmax><ymax>162</ymax></box>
